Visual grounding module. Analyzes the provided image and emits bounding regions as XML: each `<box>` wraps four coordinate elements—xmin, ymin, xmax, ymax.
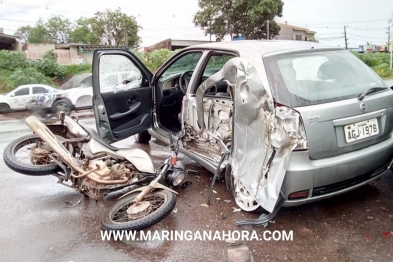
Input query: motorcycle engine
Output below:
<box><xmin>79</xmin><ymin>159</ymin><xmax>136</xmax><ymax>199</ymax></box>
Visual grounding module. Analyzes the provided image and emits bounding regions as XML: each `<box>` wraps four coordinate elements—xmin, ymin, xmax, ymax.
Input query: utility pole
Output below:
<box><xmin>389</xmin><ymin>12</ymin><xmax>393</xmax><ymax>69</ymax></box>
<box><xmin>266</xmin><ymin>20</ymin><xmax>270</xmax><ymax>40</ymax></box>
<box><xmin>388</xmin><ymin>26</ymin><xmax>391</xmax><ymax>52</ymax></box>
<box><xmin>344</xmin><ymin>25</ymin><xmax>348</xmax><ymax>50</ymax></box>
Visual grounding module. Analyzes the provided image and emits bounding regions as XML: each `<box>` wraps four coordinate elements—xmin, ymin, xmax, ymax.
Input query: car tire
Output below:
<box><xmin>135</xmin><ymin>130</ymin><xmax>151</xmax><ymax>143</ymax></box>
<box><xmin>225</xmin><ymin>164</ymin><xmax>267</xmax><ymax>214</ymax></box>
<box><xmin>52</xmin><ymin>99</ymin><xmax>72</xmax><ymax>116</ymax></box>
<box><xmin>0</xmin><ymin>103</ymin><xmax>10</xmax><ymax>114</ymax></box>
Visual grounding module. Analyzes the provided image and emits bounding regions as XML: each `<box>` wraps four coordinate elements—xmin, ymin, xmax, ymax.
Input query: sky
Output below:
<box><xmin>0</xmin><ymin>0</ymin><xmax>392</xmax><ymax>48</ymax></box>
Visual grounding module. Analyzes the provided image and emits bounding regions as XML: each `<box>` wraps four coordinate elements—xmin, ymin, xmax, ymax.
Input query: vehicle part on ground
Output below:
<box><xmin>206</xmin><ymin>151</ymin><xmax>230</xmax><ymax>205</ymax></box>
<box><xmin>189</xmin><ymin>57</ymin><xmax>305</xmax><ymax>213</ymax></box>
<box><xmin>134</xmin><ymin>130</ymin><xmax>151</xmax><ymax>143</ymax></box>
<box><xmin>3</xmin><ymin>134</ymin><xmax>63</xmax><ymax>176</ymax></box>
<box><xmin>101</xmin><ymin>189</ymin><xmax>176</xmax><ymax>231</ymax></box>
<box><xmin>236</xmin><ymin>192</ymin><xmax>285</xmax><ymax>226</ymax></box>
<box><xmin>52</xmin><ymin>99</ymin><xmax>72</xmax><ymax>116</ymax></box>
<box><xmin>0</xmin><ymin>103</ymin><xmax>10</xmax><ymax>113</ymax></box>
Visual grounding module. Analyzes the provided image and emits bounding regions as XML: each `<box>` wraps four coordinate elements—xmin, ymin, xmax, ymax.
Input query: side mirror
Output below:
<box><xmin>10</xmin><ymin>94</ymin><xmax>15</xmax><ymax>97</ymax></box>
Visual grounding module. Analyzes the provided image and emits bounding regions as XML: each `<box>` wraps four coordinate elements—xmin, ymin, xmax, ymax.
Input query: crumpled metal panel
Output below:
<box><xmin>195</xmin><ymin>57</ymin><xmax>301</xmax><ymax>212</ymax></box>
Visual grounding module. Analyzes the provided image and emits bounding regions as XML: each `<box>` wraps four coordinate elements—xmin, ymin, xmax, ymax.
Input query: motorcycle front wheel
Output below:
<box><xmin>3</xmin><ymin>134</ymin><xmax>61</xmax><ymax>176</ymax></box>
<box><xmin>101</xmin><ymin>189</ymin><xmax>176</xmax><ymax>231</ymax></box>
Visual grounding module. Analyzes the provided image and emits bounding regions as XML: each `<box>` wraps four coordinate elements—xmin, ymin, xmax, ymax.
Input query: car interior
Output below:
<box><xmin>155</xmin><ymin>52</ymin><xmax>236</xmax><ymax>132</ymax></box>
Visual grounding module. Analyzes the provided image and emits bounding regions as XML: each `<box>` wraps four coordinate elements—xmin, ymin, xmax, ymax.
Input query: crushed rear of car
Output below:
<box><xmin>263</xmin><ymin>48</ymin><xmax>393</xmax><ymax>206</ymax></box>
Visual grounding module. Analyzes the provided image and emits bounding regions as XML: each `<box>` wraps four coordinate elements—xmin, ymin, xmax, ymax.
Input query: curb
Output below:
<box><xmin>0</xmin><ymin>110</ymin><xmax>95</xmax><ymax>134</ymax></box>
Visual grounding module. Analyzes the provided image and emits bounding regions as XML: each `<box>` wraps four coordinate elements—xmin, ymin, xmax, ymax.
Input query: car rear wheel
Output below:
<box><xmin>0</xmin><ymin>103</ymin><xmax>10</xmax><ymax>114</ymax></box>
<box><xmin>52</xmin><ymin>99</ymin><xmax>72</xmax><ymax>116</ymax></box>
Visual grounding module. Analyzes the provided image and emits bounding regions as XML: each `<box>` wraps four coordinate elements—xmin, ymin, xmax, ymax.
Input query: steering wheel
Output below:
<box><xmin>179</xmin><ymin>70</ymin><xmax>194</xmax><ymax>95</ymax></box>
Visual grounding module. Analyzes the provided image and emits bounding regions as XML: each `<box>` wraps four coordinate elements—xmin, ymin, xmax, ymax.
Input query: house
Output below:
<box><xmin>145</xmin><ymin>38</ymin><xmax>213</xmax><ymax>52</ymax></box>
<box><xmin>22</xmin><ymin>43</ymin><xmax>131</xmax><ymax>65</ymax></box>
<box><xmin>275</xmin><ymin>23</ymin><xmax>317</xmax><ymax>42</ymax></box>
<box><xmin>0</xmin><ymin>28</ymin><xmax>22</xmax><ymax>51</ymax></box>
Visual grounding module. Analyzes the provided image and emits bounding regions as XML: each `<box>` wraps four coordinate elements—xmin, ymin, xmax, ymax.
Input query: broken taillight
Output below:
<box><xmin>274</xmin><ymin>104</ymin><xmax>308</xmax><ymax>151</ymax></box>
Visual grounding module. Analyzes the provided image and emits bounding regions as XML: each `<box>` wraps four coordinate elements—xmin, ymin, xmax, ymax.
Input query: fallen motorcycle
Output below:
<box><xmin>3</xmin><ymin>113</ymin><xmax>186</xmax><ymax>230</ymax></box>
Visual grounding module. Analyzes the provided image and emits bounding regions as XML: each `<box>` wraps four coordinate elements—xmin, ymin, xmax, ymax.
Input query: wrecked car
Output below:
<box><xmin>91</xmin><ymin>40</ymin><xmax>393</xmax><ymax>216</ymax></box>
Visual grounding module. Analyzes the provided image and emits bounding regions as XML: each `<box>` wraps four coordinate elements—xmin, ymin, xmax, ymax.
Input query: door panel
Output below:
<box><xmin>92</xmin><ymin>50</ymin><xmax>153</xmax><ymax>142</ymax></box>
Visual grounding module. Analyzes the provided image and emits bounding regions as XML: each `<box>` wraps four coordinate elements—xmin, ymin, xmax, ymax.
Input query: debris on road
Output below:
<box><xmin>200</xmin><ymin>203</ymin><xmax>209</xmax><ymax>207</ymax></box>
<box><xmin>258</xmin><ymin>213</ymin><xmax>275</xmax><ymax>228</ymax></box>
<box><xmin>232</xmin><ymin>207</ymin><xmax>241</xmax><ymax>212</ymax></box>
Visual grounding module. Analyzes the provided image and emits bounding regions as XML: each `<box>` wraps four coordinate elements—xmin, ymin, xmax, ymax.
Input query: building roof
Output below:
<box><xmin>278</xmin><ymin>23</ymin><xmax>316</xmax><ymax>34</ymax></box>
<box><xmin>0</xmin><ymin>33</ymin><xmax>20</xmax><ymax>50</ymax></box>
<box><xmin>55</xmin><ymin>43</ymin><xmax>130</xmax><ymax>50</ymax></box>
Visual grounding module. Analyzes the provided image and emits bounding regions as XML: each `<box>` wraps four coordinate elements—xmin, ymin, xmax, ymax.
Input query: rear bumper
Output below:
<box><xmin>282</xmin><ymin>135</ymin><xmax>393</xmax><ymax>207</ymax></box>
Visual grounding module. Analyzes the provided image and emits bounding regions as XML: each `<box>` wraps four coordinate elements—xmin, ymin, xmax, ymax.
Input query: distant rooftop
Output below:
<box><xmin>278</xmin><ymin>23</ymin><xmax>316</xmax><ymax>34</ymax></box>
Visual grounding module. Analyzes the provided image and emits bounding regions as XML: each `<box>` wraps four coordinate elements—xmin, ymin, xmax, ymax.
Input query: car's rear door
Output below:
<box><xmin>92</xmin><ymin>49</ymin><xmax>153</xmax><ymax>142</ymax></box>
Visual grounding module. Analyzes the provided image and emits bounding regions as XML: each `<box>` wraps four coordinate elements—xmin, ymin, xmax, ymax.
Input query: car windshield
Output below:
<box><xmin>263</xmin><ymin>50</ymin><xmax>388</xmax><ymax>107</ymax></box>
<box><xmin>162</xmin><ymin>52</ymin><xmax>202</xmax><ymax>76</ymax></box>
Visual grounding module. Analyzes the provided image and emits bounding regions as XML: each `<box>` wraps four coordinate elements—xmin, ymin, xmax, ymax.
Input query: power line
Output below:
<box><xmin>346</xmin><ymin>33</ymin><xmax>388</xmax><ymax>40</ymax></box>
<box><xmin>284</xmin><ymin>18</ymin><xmax>390</xmax><ymax>25</ymax></box>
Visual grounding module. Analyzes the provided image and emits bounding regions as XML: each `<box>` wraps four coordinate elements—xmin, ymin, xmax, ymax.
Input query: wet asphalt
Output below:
<box><xmin>0</xmin><ymin>118</ymin><xmax>392</xmax><ymax>262</ymax></box>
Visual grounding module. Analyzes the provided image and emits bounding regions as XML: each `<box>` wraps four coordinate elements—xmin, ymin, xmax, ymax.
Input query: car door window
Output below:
<box><xmin>32</xmin><ymin>87</ymin><xmax>48</xmax><ymax>94</ymax></box>
<box><xmin>14</xmin><ymin>87</ymin><xmax>29</xmax><ymax>96</ymax></box>
<box><xmin>99</xmin><ymin>55</ymin><xmax>143</xmax><ymax>93</ymax></box>
<box><xmin>195</xmin><ymin>53</ymin><xmax>236</xmax><ymax>95</ymax></box>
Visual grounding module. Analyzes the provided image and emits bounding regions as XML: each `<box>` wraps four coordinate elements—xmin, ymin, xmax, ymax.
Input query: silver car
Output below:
<box><xmin>91</xmin><ymin>41</ymin><xmax>393</xmax><ymax>213</ymax></box>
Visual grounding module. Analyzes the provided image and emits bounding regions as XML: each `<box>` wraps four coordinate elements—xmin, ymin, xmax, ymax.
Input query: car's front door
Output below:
<box><xmin>9</xmin><ymin>87</ymin><xmax>31</xmax><ymax>110</ymax></box>
<box><xmin>92</xmin><ymin>49</ymin><xmax>153</xmax><ymax>142</ymax></box>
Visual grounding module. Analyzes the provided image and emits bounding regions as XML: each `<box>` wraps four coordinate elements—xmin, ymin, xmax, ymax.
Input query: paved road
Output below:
<box><xmin>0</xmin><ymin>118</ymin><xmax>392</xmax><ymax>261</ymax></box>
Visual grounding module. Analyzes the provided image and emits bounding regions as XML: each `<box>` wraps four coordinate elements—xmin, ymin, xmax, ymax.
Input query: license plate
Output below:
<box><xmin>344</xmin><ymin>118</ymin><xmax>379</xmax><ymax>143</ymax></box>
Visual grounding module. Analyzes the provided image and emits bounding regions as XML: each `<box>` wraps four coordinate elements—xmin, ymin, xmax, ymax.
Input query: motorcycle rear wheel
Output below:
<box><xmin>101</xmin><ymin>189</ymin><xmax>176</xmax><ymax>231</ymax></box>
<box><xmin>3</xmin><ymin>134</ymin><xmax>61</xmax><ymax>176</ymax></box>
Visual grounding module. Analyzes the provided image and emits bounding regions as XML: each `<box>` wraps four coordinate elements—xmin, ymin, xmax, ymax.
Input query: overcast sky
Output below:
<box><xmin>1</xmin><ymin>0</ymin><xmax>392</xmax><ymax>48</ymax></box>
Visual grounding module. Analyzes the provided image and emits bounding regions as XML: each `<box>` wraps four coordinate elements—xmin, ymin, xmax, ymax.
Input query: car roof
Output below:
<box><xmin>186</xmin><ymin>40</ymin><xmax>342</xmax><ymax>56</ymax></box>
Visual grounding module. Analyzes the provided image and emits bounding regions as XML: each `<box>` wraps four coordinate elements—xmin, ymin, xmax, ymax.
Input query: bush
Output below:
<box><xmin>0</xmin><ymin>50</ymin><xmax>31</xmax><ymax>71</ymax></box>
<box><xmin>62</xmin><ymin>63</ymin><xmax>92</xmax><ymax>76</ymax></box>
<box><xmin>34</xmin><ymin>50</ymin><xmax>66</xmax><ymax>80</ymax></box>
<box><xmin>9</xmin><ymin>68</ymin><xmax>54</xmax><ymax>87</ymax></box>
<box><xmin>372</xmin><ymin>63</ymin><xmax>393</xmax><ymax>78</ymax></box>
<box><xmin>133</xmin><ymin>49</ymin><xmax>178</xmax><ymax>72</ymax></box>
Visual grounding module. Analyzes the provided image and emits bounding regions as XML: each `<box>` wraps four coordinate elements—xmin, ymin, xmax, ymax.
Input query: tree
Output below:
<box><xmin>14</xmin><ymin>19</ymin><xmax>52</xmax><ymax>43</ymax></box>
<box><xmin>90</xmin><ymin>8</ymin><xmax>141</xmax><ymax>47</ymax></box>
<box><xmin>45</xmin><ymin>15</ymin><xmax>73</xmax><ymax>43</ymax></box>
<box><xmin>70</xmin><ymin>18</ymin><xmax>101</xmax><ymax>44</ymax></box>
<box><xmin>193</xmin><ymin>0</ymin><xmax>284</xmax><ymax>41</ymax></box>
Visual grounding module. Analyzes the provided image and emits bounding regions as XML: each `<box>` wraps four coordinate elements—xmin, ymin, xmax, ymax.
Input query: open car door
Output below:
<box><xmin>92</xmin><ymin>49</ymin><xmax>153</xmax><ymax>143</ymax></box>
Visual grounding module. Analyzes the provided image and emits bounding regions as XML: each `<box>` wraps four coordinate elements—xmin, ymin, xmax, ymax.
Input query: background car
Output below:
<box><xmin>52</xmin><ymin>72</ymin><xmax>139</xmax><ymax>115</ymax></box>
<box><xmin>0</xmin><ymin>84</ymin><xmax>58</xmax><ymax>114</ymax></box>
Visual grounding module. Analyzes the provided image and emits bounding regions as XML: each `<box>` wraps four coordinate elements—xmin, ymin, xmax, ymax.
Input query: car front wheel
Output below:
<box><xmin>0</xmin><ymin>103</ymin><xmax>10</xmax><ymax>114</ymax></box>
<box><xmin>52</xmin><ymin>99</ymin><xmax>72</xmax><ymax>116</ymax></box>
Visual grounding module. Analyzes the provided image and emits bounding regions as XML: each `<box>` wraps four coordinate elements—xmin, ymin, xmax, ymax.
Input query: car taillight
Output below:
<box><xmin>274</xmin><ymin>104</ymin><xmax>308</xmax><ymax>151</ymax></box>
